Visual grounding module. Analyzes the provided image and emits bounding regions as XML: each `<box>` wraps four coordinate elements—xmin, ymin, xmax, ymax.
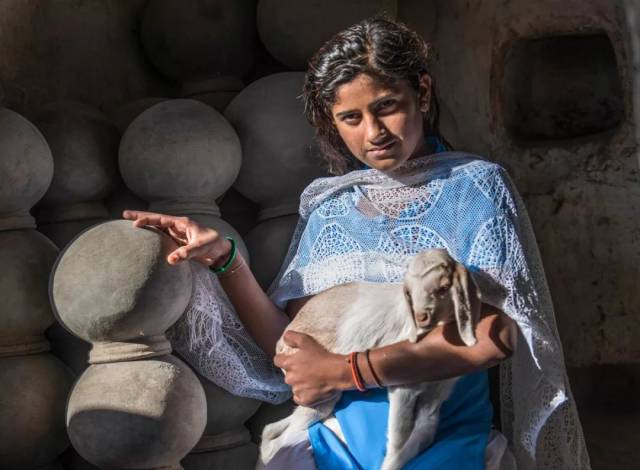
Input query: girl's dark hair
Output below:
<box><xmin>302</xmin><ymin>16</ymin><xmax>449</xmax><ymax>175</ymax></box>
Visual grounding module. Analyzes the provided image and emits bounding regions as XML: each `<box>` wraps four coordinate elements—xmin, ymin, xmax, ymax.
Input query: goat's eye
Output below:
<box><xmin>436</xmin><ymin>286</ymin><xmax>449</xmax><ymax>295</ymax></box>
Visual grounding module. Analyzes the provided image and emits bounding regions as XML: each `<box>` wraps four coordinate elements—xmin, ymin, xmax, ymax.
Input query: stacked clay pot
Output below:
<box><xmin>34</xmin><ymin>101</ymin><xmax>122</xmax><ymax>378</ymax></box>
<box><xmin>119</xmin><ymin>98</ymin><xmax>262</xmax><ymax>469</ymax></box>
<box><xmin>109</xmin><ymin>97</ymin><xmax>168</xmax><ymax>135</ymax></box>
<box><xmin>218</xmin><ymin>188</ymin><xmax>260</xmax><ymax>238</ymax></box>
<box><xmin>50</xmin><ymin>220</ymin><xmax>207</xmax><ymax>470</ymax></box>
<box><xmin>34</xmin><ymin>101</ymin><xmax>120</xmax><ymax>249</ymax></box>
<box><xmin>140</xmin><ymin>0</ymin><xmax>257</xmax><ymax>111</ymax></box>
<box><xmin>225</xmin><ymin>72</ymin><xmax>327</xmax><ymax>289</ymax></box>
<box><xmin>257</xmin><ymin>0</ymin><xmax>397</xmax><ymax>70</ymax></box>
<box><xmin>181</xmin><ymin>370</ymin><xmax>261</xmax><ymax>470</ymax></box>
<box><xmin>105</xmin><ymin>98</ymin><xmax>170</xmax><ymax>222</ymax></box>
<box><xmin>119</xmin><ymin>98</ymin><xmax>249</xmax><ymax>262</ymax></box>
<box><xmin>0</xmin><ymin>107</ymin><xmax>74</xmax><ymax>470</ymax></box>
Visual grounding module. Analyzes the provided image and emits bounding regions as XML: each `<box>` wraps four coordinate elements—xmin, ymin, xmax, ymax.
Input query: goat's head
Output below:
<box><xmin>403</xmin><ymin>249</ymin><xmax>481</xmax><ymax>346</ymax></box>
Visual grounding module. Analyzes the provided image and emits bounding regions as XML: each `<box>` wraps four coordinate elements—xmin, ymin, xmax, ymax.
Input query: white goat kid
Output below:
<box><xmin>258</xmin><ymin>248</ymin><xmax>481</xmax><ymax>470</ymax></box>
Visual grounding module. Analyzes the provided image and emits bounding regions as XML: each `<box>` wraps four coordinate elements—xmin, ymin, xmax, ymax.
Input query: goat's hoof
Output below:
<box><xmin>380</xmin><ymin>457</ymin><xmax>402</xmax><ymax>470</ymax></box>
<box><xmin>260</xmin><ymin>437</ymin><xmax>279</xmax><ymax>464</ymax></box>
<box><xmin>262</xmin><ymin>423</ymin><xmax>283</xmax><ymax>441</ymax></box>
<box><xmin>254</xmin><ymin>456</ymin><xmax>267</xmax><ymax>470</ymax></box>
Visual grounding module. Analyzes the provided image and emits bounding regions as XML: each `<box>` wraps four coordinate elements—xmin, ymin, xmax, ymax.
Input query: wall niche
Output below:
<box><xmin>502</xmin><ymin>33</ymin><xmax>624</xmax><ymax>144</ymax></box>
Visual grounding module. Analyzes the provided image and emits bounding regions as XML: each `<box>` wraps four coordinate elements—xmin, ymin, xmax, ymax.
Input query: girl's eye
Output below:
<box><xmin>378</xmin><ymin>99</ymin><xmax>397</xmax><ymax>110</ymax></box>
<box><xmin>342</xmin><ymin>114</ymin><xmax>360</xmax><ymax>123</ymax></box>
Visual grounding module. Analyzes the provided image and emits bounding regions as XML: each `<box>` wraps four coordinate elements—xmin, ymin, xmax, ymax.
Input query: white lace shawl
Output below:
<box><xmin>268</xmin><ymin>152</ymin><xmax>590</xmax><ymax>469</ymax></box>
<box><xmin>170</xmin><ymin>151</ymin><xmax>590</xmax><ymax>469</ymax></box>
<box><xmin>168</xmin><ymin>261</ymin><xmax>292</xmax><ymax>404</ymax></box>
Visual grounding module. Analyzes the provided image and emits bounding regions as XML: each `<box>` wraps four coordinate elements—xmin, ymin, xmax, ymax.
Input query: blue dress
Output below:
<box><xmin>307</xmin><ymin>137</ymin><xmax>493</xmax><ymax>470</ymax></box>
<box><xmin>308</xmin><ymin>372</ymin><xmax>492</xmax><ymax>470</ymax></box>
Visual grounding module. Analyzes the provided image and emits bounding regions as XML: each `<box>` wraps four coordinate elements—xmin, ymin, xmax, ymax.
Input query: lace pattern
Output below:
<box><xmin>168</xmin><ymin>262</ymin><xmax>291</xmax><ymax>404</ymax></box>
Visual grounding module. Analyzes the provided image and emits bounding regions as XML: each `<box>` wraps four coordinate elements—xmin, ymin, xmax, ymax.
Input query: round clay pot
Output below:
<box><xmin>0</xmin><ymin>108</ymin><xmax>53</xmax><ymax>230</ymax></box>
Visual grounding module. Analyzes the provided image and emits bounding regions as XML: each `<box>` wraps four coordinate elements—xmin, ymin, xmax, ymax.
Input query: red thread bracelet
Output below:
<box><xmin>348</xmin><ymin>351</ymin><xmax>366</xmax><ymax>392</ymax></box>
<box><xmin>365</xmin><ymin>349</ymin><xmax>384</xmax><ymax>388</ymax></box>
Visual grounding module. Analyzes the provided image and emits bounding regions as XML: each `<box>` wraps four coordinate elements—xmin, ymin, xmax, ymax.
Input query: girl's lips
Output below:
<box><xmin>367</xmin><ymin>140</ymin><xmax>397</xmax><ymax>158</ymax></box>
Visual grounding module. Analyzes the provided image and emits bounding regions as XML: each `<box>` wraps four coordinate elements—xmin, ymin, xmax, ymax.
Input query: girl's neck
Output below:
<box><xmin>408</xmin><ymin>135</ymin><xmax>438</xmax><ymax>160</ymax></box>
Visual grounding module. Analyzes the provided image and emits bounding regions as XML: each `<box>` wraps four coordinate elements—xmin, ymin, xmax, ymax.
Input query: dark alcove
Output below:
<box><xmin>503</xmin><ymin>33</ymin><xmax>624</xmax><ymax>143</ymax></box>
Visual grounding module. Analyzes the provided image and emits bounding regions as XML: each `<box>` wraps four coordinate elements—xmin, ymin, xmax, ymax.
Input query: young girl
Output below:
<box><xmin>124</xmin><ymin>17</ymin><xmax>589</xmax><ymax>470</ymax></box>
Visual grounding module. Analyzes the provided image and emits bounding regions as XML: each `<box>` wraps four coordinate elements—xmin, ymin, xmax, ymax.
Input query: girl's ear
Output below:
<box><xmin>418</xmin><ymin>73</ymin><xmax>432</xmax><ymax>113</ymax></box>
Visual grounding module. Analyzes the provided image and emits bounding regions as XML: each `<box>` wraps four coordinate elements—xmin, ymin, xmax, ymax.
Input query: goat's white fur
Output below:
<box><xmin>258</xmin><ymin>249</ymin><xmax>481</xmax><ymax>470</ymax></box>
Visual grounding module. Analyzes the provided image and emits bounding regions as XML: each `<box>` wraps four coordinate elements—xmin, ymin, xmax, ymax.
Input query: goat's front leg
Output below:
<box><xmin>259</xmin><ymin>396</ymin><xmax>339</xmax><ymax>466</ymax></box>
<box><xmin>381</xmin><ymin>386</ymin><xmax>421</xmax><ymax>470</ymax></box>
<box><xmin>382</xmin><ymin>380</ymin><xmax>458</xmax><ymax>470</ymax></box>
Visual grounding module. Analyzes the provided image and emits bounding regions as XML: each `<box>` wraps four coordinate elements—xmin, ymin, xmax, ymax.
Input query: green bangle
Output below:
<box><xmin>210</xmin><ymin>236</ymin><xmax>237</xmax><ymax>274</ymax></box>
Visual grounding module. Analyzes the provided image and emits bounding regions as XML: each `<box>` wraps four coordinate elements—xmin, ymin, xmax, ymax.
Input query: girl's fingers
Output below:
<box><xmin>282</xmin><ymin>330</ymin><xmax>310</xmax><ymax>348</ymax></box>
<box><xmin>167</xmin><ymin>226</ymin><xmax>189</xmax><ymax>244</ymax></box>
<box><xmin>167</xmin><ymin>240</ymin><xmax>221</xmax><ymax>265</ymax></box>
<box><xmin>183</xmin><ymin>233</ymin><xmax>227</xmax><ymax>259</ymax></box>
<box><xmin>123</xmin><ymin>210</ymin><xmax>183</xmax><ymax>229</ymax></box>
<box><xmin>273</xmin><ymin>352</ymin><xmax>290</xmax><ymax>369</ymax></box>
<box><xmin>183</xmin><ymin>244</ymin><xmax>214</xmax><ymax>261</ymax></box>
<box><xmin>123</xmin><ymin>210</ymin><xmax>224</xmax><ymax>266</ymax></box>
<box><xmin>132</xmin><ymin>216</ymin><xmax>149</xmax><ymax>228</ymax></box>
<box><xmin>121</xmin><ymin>209</ymin><xmax>137</xmax><ymax>220</ymax></box>
<box><xmin>168</xmin><ymin>249</ymin><xmax>193</xmax><ymax>264</ymax></box>
<box><xmin>167</xmin><ymin>245</ymin><xmax>190</xmax><ymax>264</ymax></box>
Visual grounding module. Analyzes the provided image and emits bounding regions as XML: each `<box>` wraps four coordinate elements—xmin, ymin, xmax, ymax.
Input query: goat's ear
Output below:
<box><xmin>403</xmin><ymin>285</ymin><xmax>413</xmax><ymax>311</ymax></box>
<box><xmin>403</xmin><ymin>285</ymin><xmax>419</xmax><ymax>342</ymax></box>
<box><xmin>450</xmin><ymin>263</ymin><xmax>481</xmax><ymax>347</ymax></box>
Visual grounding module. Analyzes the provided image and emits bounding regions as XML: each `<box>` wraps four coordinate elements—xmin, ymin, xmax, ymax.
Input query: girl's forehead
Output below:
<box><xmin>332</xmin><ymin>74</ymin><xmax>407</xmax><ymax>107</ymax></box>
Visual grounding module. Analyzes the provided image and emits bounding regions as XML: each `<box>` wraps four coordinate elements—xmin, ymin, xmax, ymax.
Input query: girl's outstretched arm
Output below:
<box><xmin>122</xmin><ymin>210</ymin><xmax>290</xmax><ymax>357</ymax></box>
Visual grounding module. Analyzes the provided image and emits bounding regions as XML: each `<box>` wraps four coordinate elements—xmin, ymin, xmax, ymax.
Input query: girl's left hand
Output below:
<box><xmin>274</xmin><ymin>331</ymin><xmax>351</xmax><ymax>406</ymax></box>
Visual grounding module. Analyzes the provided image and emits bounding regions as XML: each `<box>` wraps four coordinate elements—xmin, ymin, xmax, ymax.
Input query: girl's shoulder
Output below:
<box><xmin>429</xmin><ymin>151</ymin><xmax>508</xmax><ymax>182</ymax></box>
<box><xmin>434</xmin><ymin>152</ymin><xmax>518</xmax><ymax>216</ymax></box>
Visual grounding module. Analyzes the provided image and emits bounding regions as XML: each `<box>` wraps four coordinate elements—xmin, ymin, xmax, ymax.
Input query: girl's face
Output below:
<box><xmin>330</xmin><ymin>73</ymin><xmax>431</xmax><ymax>172</ymax></box>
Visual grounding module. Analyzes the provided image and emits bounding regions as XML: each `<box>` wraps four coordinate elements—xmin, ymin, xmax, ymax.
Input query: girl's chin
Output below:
<box><xmin>365</xmin><ymin>156</ymin><xmax>407</xmax><ymax>171</ymax></box>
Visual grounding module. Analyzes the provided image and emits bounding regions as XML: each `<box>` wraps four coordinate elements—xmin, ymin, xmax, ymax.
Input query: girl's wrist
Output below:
<box><xmin>216</xmin><ymin>253</ymin><xmax>246</xmax><ymax>281</ymax></box>
<box><xmin>209</xmin><ymin>237</ymin><xmax>234</xmax><ymax>270</ymax></box>
<box><xmin>335</xmin><ymin>353</ymin><xmax>356</xmax><ymax>390</ymax></box>
<box><xmin>338</xmin><ymin>350</ymin><xmax>385</xmax><ymax>391</ymax></box>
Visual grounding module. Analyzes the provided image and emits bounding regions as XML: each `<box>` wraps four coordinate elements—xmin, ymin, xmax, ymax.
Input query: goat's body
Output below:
<box><xmin>259</xmin><ymin>281</ymin><xmax>458</xmax><ymax>470</ymax></box>
<box><xmin>276</xmin><ymin>282</ymin><xmax>417</xmax><ymax>355</ymax></box>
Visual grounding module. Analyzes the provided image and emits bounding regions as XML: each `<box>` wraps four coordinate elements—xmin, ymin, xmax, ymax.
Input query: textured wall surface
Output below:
<box><xmin>421</xmin><ymin>0</ymin><xmax>639</xmax><ymax>366</ymax></box>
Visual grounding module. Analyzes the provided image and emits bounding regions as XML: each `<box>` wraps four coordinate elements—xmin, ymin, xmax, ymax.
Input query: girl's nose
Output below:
<box><xmin>365</xmin><ymin>115</ymin><xmax>387</xmax><ymax>144</ymax></box>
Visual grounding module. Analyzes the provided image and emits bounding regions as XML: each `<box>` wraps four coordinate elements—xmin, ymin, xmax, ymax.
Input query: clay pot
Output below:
<box><xmin>119</xmin><ymin>99</ymin><xmax>249</xmax><ymax>261</ymax></box>
<box><xmin>0</xmin><ymin>107</ymin><xmax>53</xmax><ymax>231</ymax></box>
<box><xmin>34</xmin><ymin>101</ymin><xmax>120</xmax><ymax>248</ymax></box>
<box><xmin>51</xmin><ymin>220</ymin><xmax>207</xmax><ymax>469</ymax></box>
<box><xmin>225</xmin><ymin>72</ymin><xmax>327</xmax><ymax>220</ymax></box>
<box><xmin>257</xmin><ymin>0</ymin><xmax>397</xmax><ymax>70</ymax></box>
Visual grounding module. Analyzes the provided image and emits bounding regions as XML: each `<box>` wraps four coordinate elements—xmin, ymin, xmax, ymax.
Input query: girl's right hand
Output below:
<box><xmin>122</xmin><ymin>210</ymin><xmax>233</xmax><ymax>267</ymax></box>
